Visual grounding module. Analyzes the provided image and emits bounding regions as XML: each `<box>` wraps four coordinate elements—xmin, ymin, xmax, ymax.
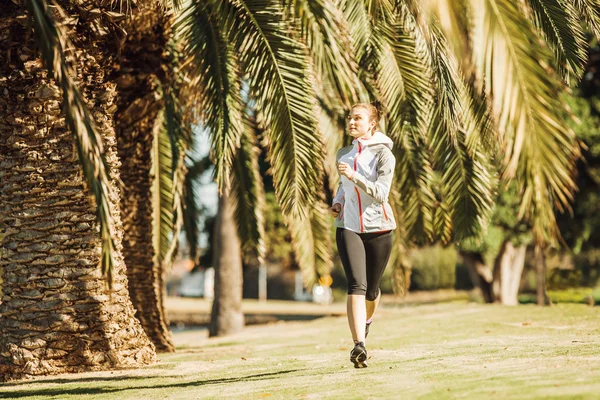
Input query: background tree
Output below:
<box><xmin>459</xmin><ymin>181</ymin><xmax>532</xmax><ymax>305</ymax></box>
<box><xmin>177</xmin><ymin>0</ymin><xmax>600</xmax><ymax>315</ymax></box>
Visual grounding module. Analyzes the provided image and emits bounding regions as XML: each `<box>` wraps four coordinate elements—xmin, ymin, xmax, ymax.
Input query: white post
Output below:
<box><xmin>258</xmin><ymin>264</ymin><xmax>267</xmax><ymax>302</ymax></box>
<box><xmin>294</xmin><ymin>271</ymin><xmax>304</xmax><ymax>300</ymax></box>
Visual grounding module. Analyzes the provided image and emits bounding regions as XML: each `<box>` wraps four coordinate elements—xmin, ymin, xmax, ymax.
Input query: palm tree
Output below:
<box><xmin>112</xmin><ymin>5</ymin><xmax>180</xmax><ymax>353</ymax></box>
<box><xmin>178</xmin><ymin>0</ymin><xmax>600</xmax><ymax>306</ymax></box>
<box><xmin>425</xmin><ymin>0</ymin><xmax>600</xmax><ymax>304</ymax></box>
<box><xmin>0</xmin><ymin>0</ymin><xmax>158</xmax><ymax>380</ymax></box>
<box><xmin>1</xmin><ymin>0</ymin><xmax>597</xmax><ymax>380</ymax></box>
<box><xmin>175</xmin><ymin>0</ymin><xmax>333</xmax><ymax>335</ymax></box>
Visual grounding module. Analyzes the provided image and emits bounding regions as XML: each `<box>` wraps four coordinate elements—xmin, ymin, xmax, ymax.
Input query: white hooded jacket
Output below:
<box><xmin>332</xmin><ymin>131</ymin><xmax>397</xmax><ymax>233</ymax></box>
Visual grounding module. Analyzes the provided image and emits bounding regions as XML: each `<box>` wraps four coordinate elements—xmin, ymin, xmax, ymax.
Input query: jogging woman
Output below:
<box><xmin>329</xmin><ymin>102</ymin><xmax>396</xmax><ymax>368</ymax></box>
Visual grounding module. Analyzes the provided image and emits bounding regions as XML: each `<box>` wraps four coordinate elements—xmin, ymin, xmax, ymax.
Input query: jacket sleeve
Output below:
<box><xmin>332</xmin><ymin>180</ymin><xmax>345</xmax><ymax>206</ymax></box>
<box><xmin>350</xmin><ymin>148</ymin><xmax>395</xmax><ymax>203</ymax></box>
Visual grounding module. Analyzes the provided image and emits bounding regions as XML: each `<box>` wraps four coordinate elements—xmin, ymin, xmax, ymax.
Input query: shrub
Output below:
<box><xmin>409</xmin><ymin>244</ymin><xmax>457</xmax><ymax>290</ymax></box>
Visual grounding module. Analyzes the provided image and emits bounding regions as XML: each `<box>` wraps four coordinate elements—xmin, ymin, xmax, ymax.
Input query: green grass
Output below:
<box><xmin>1</xmin><ymin>302</ymin><xmax>600</xmax><ymax>399</ymax></box>
<box><xmin>518</xmin><ymin>288</ymin><xmax>600</xmax><ymax>305</ymax></box>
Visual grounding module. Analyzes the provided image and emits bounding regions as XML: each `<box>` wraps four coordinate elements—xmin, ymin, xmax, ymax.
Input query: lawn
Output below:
<box><xmin>1</xmin><ymin>301</ymin><xmax>599</xmax><ymax>399</ymax></box>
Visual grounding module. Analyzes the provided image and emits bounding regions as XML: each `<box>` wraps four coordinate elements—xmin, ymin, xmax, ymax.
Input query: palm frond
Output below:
<box><xmin>218</xmin><ymin>0</ymin><xmax>324</xmax><ymax>217</ymax></box>
<box><xmin>337</xmin><ymin>0</ymin><xmax>372</xmax><ymax>61</ymax></box>
<box><xmin>571</xmin><ymin>0</ymin><xmax>600</xmax><ymax>40</ymax></box>
<box><xmin>475</xmin><ymin>0</ymin><xmax>580</xmax><ymax>244</ymax></box>
<box><xmin>426</xmin><ymin>0</ymin><xmax>473</xmax><ymax>69</ymax></box>
<box><xmin>25</xmin><ymin>0</ymin><xmax>117</xmax><ymax>282</ymax></box>
<box><xmin>436</xmin><ymin>129</ymin><xmax>495</xmax><ymax>242</ymax></box>
<box><xmin>176</xmin><ymin>1</ymin><xmax>244</xmax><ymax>193</ymax></box>
<box><xmin>386</xmin><ymin>190</ymin><xmax>412</xmax><ymax>296</ymax></box>
<box><xmin>417</xmin><ymin>23</ymin><xmax>495</xmax><ymax>241</ymax></box>
<box><xmin>285</xmin><ymin>0</ymin><xmax>360</xmax><ymax>107</ymax></box>
<box><xmin>426</xmin><ymin>0</ymin><xmax>497</xmax><ymax>153</ymax></box>
<box><xmin>159</xmin><ymin>0</ymin><xmax>183</xmax><ymax>11</ymax></box>
<box><xmin>370</xmin><ymin>6</ymin><xmax>437</xmax><ymax>242</ymax></box>
<box><xmin>285</xmin><ymin>196</ymin><xmax>333</xmax><ymax>288</ymax></box>
<box><xmin>230</xmin><ymin>115</ymin><xmax>267</xmax><ymax>265</ymax></box>
<box><xmin>364</xmin><ymin>0</ymin><xmax>395</xmax><ymax>23</ymax></box>
<box><xmin>525</xmin><ymin>0</ymin><xmax>588</xmax><ymax>84</ymax></box>
<box><xmin>318</xmin><ymin>105</ymin><xmax>345</xmax><ymax>195</ymax></box>
<box><xmin>152</xmin><ymin>109</ymin><xmax>176</xmax><ymax>267</ymax></box>
<box><xmin>373</xmin><ymin>5</ymin><xmax>433</xmax><ymax>142</ymax></box>
<box><xmin>394</xmin><ymin>126</ymin><xmax>437</xmax><ymax>243</ymax></box>
<box><xmin>181</xmin><ymin>156</ymin><xmax>210</xmax><ymax>264</ymax></box>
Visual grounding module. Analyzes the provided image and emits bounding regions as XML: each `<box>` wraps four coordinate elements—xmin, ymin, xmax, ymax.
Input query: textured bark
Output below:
<box><xmin>115</xmin><ymin>7</ymin><xmax>174</xmax><ymax>353</ymax></box>
<box><xmin>0</xmin><ymin>2</ymin><xmax>156</xmax><ymax>381</ymax></box>
<box><xmin>209</xmin><ymin>190</ymin><xmax>244</xmax><ymax>337</ymax></box>
<box><xmin>492</xmin><ymin>241</ymin><xmax>526</xmax><ymax>306</ymax></box>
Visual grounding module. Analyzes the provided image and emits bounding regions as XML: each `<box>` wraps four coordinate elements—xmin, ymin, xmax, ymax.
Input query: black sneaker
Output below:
<box><xmin>365</xmin><ymin>321</ymin><xmax>372</xmax><ymax>338</ymax></box>
<box><xmin>350</xmin><ymin>342</ymin><xmax>368</xmax><ymax>368</ymax></box>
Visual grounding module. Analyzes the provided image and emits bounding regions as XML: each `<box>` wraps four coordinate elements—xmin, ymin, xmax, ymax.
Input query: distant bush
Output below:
<box><xmin>410</xmin><ymin>244</ymin><xmax>457</xmax><ymax>291</ymax></box>
<box><xmin>541</xmin><ymin>249</ymin><xmax>600</xmax><ymax>290</ymax></box>
<box><xmin>518</xmin><ymin>288</ymin><xmax>599</xmax><ymax>305</ymax></box>
<box><xmin>574</xmin><ymin>249</ymin><xmax>600</xmax><ymax>287</ymax></box>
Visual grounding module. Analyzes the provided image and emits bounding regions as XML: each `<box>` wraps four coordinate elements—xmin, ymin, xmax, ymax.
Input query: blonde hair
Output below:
<box><xmin>351</xmin><ymin>101</ymin><xmax>383</xmax><ymax>131</ymax></box>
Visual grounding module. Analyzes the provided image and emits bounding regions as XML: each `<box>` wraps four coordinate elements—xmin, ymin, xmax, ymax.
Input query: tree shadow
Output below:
<box><xmin>0</xmin><ymin>369</ymin><xmax>303</xmax><ymax>398</ymax></box>
<box><xmin>1</xmin><ymin>374</ymin><xmax>158</xmax><ymax>387</ymax></box>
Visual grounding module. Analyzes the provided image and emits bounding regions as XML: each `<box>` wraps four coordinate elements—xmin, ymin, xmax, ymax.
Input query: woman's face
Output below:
<box><xmin>347</xmin><ymin>107</ymin><xmax>375</xmax><ymax>138</ymax></box>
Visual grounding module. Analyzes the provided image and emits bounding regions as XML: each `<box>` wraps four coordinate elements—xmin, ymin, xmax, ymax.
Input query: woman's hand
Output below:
<box><xmin>329</xmin><ymin>203</ymin><xmax>341</xmax><ymax>218</ymax></box>
<box><xmin>338</xmin><ymin>162</ymin><xmax>353</xmax><ymax>179</ymax></box>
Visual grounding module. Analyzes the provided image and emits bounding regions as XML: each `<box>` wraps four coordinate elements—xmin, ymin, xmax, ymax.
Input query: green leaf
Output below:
<box><xmin>420</xmin><ymin>23</ymin><xmax>495</xmax><ymax>241</ymax></box>
<box><xmin>475</xmin><ymin>0</ymin><xmax>580</xmax><ymax>244</ymax></box>
<box><xmin>338</xmin><ymin>0</ymin><xmax>372</xmax><ymax>61</ymax></box>
<box><xmin>394</xmin><ymin>126</ymin><xmax>437</xmax><ymax>243</ymax></box>
<box><xmin>285</xmin><ymin>196</ymin><xmax>333</xmax><ymax>288</ymax></box>
<box><xmin>219</xmin><ymin>0</ymin><xmax>324</xmax><ymax>217</ymax></box>
<box><xmin>386</xmin><ymin>189</ymin><xmax>413</xmax><ymax>296</ymax></box>
<box><xmin>181</xmin><ymin>157</ymin><xmax>211</xmax><ymax>264</ymax></box>
<box><xmin>285</xmin><ymin>0</ymin><xmax>360</xmax><ymax>107</ymax></box>
<box><xmin>152</xmin><ymin>108</ymin><xmax>183</xmax><ymax>269</ymax></box>
<box><xmin>230</xmin><ymin>115</ymin><xmax>267</xmax><ymax>265</ymax></box>
<box><xmin>176</xmin><ymin>2</ymin><xmax>244</xmax><ymax>193</ymax></box>
<box><xmin>526</xmin><ymin>0</ymin><xmax>588</xmax><ymax>83</ymax></box>
<box><xmin>371</xmin><ymin>5</ymin><xmax>437</xmax><ymax>242</ymax></box>
<box><xmin>571</xmin><ymin>0</ymin><xmax>600</xmax><ymax>40</ymax></box>
<box><xmin>318</xmin><ymin>105</ymin><xmax>345</xmax><ymax>195</ymax></box>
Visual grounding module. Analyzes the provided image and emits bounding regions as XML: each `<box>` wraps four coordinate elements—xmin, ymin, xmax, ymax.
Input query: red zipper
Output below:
<box><xmin>354</xmin><ymin>142</ymin><xmax>364</xmax><ymax>232</ymax></box>
<box><xmin>382</xmin><ymin>204</ymin><xmax>389</xmax><ymax>222</ymax></box>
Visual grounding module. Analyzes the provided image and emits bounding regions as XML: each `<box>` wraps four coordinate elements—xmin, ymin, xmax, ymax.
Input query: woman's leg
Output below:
<box><xmin>364</xmin><ymin>231</ymin><xmax>394</xmax><ymax>321</ymax></box>
<box><xmin>366</xmin><ymin>289</ymin><xmax>380</xmax><ymax>321</ymax></box>
<box><xmin>347</xmin><ymin>295</ymin><xmax>367</xmax><ymax>343</ymax></box>
<box><xmin>336</xmin><ymin>228</ymin><xmax>367</xmax><ymax>343</ymax></box>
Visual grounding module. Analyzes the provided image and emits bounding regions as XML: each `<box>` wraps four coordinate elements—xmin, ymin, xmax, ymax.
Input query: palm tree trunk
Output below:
<box><xmin>535</xmin><ymin>244</ymin><xmax>551</xmax><ymax>306</ymax></box>
<box><xmin>492</xmin><ymin>241</ymin><xmax>527</xmax><ymax>305</ymax></box>
<box><xmin>209</xmin><ymin>189</ymin><xmax>244</xmax><ymax>337</ymax></box>
<box><xmin>114</xmin><ymin>7</ymin><xmax>174</xmax><ymax>353</ymax></box>
<box><xmin>460</xmin><ymin>251</ymin><xmax>495</xmax><ymax>303</ymax></box>
<box><xmin>0</xmin><ymin>5</ymin><xmax>156</xmax><ymax>381</ymax></box>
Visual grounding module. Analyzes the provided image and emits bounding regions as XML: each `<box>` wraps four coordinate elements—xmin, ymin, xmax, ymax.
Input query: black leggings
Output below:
<box><xmin>336</xmin><ymin>228</ymin><xmax>394</xmax><ymax>301</ymax></box>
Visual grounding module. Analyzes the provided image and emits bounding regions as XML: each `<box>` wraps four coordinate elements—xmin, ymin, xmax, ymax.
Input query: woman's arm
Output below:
<box><xmin>350</xmin><ymin>148</ymin><xmax>395</xmax><ymax>203</ymax></box>
<box><xmin>332</xmin><ymin>180</ymin><xmax>345</xmax><ymax>206</ymax></box>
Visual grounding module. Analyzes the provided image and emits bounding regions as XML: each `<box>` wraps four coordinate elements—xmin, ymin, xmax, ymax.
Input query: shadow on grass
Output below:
<box><xmin>2</xmin><ymin>375</ymin><xmax>161</xmax><ymax>386</ymax></box>
<box><xmin>0</xmin><ymin>369</ymin><xmax>303</xmax><ymax>398</ymax></box>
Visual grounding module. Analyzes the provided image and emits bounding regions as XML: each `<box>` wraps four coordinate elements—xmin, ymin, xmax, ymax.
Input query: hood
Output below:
<box><xmin>354</xmin><ymin>131</ymin><xmax>393</xmax><ymax>150</ymax></box>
